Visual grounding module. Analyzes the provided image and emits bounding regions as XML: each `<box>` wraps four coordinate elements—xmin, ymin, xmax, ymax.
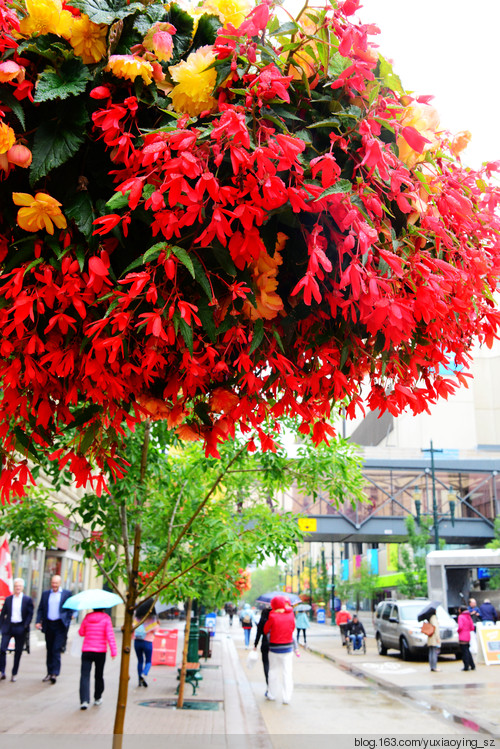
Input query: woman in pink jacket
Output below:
<box><xmin>78</xmin><ymin>608</ymin><xmax>117</xmax><ymax>710</ymax></box>
<box><xmin>457</xmin><ymin>606</ymin><xmax>475</xmax><ymax>672</ymax></box>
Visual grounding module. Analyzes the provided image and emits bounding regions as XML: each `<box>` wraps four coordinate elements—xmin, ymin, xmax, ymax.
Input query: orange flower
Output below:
<box><xmin>397</xmin><ymin>102</ymin><xmax>440</xmax><ymax>168</ymax></box>
<box><xmin>143</xmin><ymin>22</ymin><xmax>176</xmax><ymax>62</ymax></box>
<box><xmin>242</xmin><ymin>233</ymin><xmax>286</xmax><ymax>321</ymax></box>
<box><xmin>0</xmin><ymin>122</ymin><xmax>15</xmax><ymax>154</ymax></box>
<box><xmin>176</xmin><ymin>423</ymin><xmax>202</xmax><ymax>441</ymax></box>
<box><xmin>209</xmin><ymin>388</ymin><xmax>239</xmax><ymax>413</ymax></box>
<box><xmin>0</xmin><ymin>61</ymin><xmax>25</xmax><ymax>83</ymax></box>
<box><xmin>13</xmin><ymin>192</ymin><xmax>67</xmax><ymax>234</ymax></box>
<box><xmin>0</xmin><ymin>144</ymin><xmax>32</xmax><ymax>173</ymax></box>
<box><xmin>105</xmin><ymin>55</ymin><xmax>154</xmax><ymax>85</ymax></box>
<box><xmin>450</xmin><ymin>130</ymin><xmax>472</xmax><ymax>157</ymax></box>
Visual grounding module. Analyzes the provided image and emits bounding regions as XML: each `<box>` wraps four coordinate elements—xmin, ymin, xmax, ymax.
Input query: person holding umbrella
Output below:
<box><xmin>294</xmin><ymin>605</ymin><xmax>310</xmax><ymax>647</ymax></box>
<box><xmin>418</xmin><ymin>602</ymin><xmax>441</xmax><ymax>672</ymax></box>
<box><xmin>62</xmin><ymin>589</ymin><xmax>121</xmax><ymax>710</ymax></box>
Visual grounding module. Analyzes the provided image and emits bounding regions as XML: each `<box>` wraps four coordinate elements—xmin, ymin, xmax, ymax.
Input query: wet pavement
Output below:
<box><xmin>0</xmin><ymin>616</ymin><xmax>497</xmax><ymax>747</ymax></box>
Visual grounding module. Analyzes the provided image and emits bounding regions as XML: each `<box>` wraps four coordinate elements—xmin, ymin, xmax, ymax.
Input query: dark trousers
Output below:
<box><xmin>0</xmin><ymin>623</ymin><xmax>26</xmax><ymax>676</ymax></box>
<box><xmin>297</xmin><ymin>628</ymin><xmax>307</xmax><ymax>644</ymax></box>
<box><xmin>134</xmin><ymin>639</ymin><xmax>153</xmax><ymax>678</ymax></box>
<box><xmin>45</xmin><ymin>619</ymin><xmax>67</xmax><ymax>676</ymax></box>
<box><xmin>261</xmin><ymin>646</ymin><xmax>269</xmax><ymax>686</ymax></box>
<box><xmin>80</xmin><ymin>651</ymin><xmax>106</xmax><ymax>704</ymax></box>
<box><xmin>460</xmin><ymin>641</ymin><xmax>475</xmax><ymax>670</ymax></box>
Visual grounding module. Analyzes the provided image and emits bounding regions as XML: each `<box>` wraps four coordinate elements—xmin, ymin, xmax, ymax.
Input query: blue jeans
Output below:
<box><xmin>134</xmin><ymin>639</ymin><xmax>153</xmax><ymax>678</ymax></box>
<box><xmin>350</xmin><ymin>634</ymin><xmax>363</xmax><ymax>650</ymax></box>
<box><xmin>243</xmin><ymin>628</ymin><xmax>251</xmax><ymax>647</ymax></box>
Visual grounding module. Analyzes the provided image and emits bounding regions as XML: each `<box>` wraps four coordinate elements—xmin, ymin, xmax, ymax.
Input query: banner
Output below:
<box><xmin>476</xmin><ymin>622</ymin><xmax>500</xmax><ymax>665</ymax></box>
<box><xmin>0</xmin><ymin>534</ymin><xmax>13</xmax><ymax>612</ymax></box>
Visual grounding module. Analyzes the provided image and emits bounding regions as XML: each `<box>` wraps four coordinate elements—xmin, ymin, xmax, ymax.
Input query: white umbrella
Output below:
<box><xmin>62</xmin><ymin>589</ymin><xmax>123</xmax><ymax>611</ymax></box>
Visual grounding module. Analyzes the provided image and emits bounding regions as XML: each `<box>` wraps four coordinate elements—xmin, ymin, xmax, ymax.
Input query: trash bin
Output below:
<box><xmin>198</xmin><ymin>628</ymin><xmax>212</xmax><ymax>660</ymax></box>
<box><xmin>152</xmin><ymin>628</ymin><xmax>178</xmax><ymax>666</ymax></box>
<box><xmin>317</xmin><ymin>607</ymin><xmax>326</xmax><ymax>624</ymax></box>
<box><xmin>204</xmin><ymin>612</ymin><xmax>216</xmax><ymax>637</ymax></box>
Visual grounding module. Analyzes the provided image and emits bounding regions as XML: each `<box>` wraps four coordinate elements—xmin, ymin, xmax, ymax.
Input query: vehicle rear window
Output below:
<box><xmin>382</xmin><ymin>604</ymin><xmax>392</xmax><ymax>620</ymax></box>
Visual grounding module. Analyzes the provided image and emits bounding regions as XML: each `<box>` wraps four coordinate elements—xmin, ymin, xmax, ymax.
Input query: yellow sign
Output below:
<box><xmin>476</xmin><ymin>624</ymin><xmax>500</xmax><ymax>665</ymax></box>
<box><xmin>298</xmin><ymin>518</ymin><xmax>317</xmax><ymax>532</ymax></box>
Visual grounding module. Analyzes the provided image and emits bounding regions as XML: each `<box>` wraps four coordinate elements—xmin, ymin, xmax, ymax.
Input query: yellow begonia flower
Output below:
<box><xmin>0</xmin><ymin>122</ymin><xmax>15</xmax><ymax>155</ymax></box>
<box><xmin>200</xmin><ymin>0</ymin><xmax>251</xmax><ymax>28</ymax></box>
<box><xmin>397</xmin><ymin>102</ymin><xmax>440</xmax><ymax>168</ymax></box>
<box><xmin>69</xmin><ymin>15</ymin><xmax>108</xmax><ymax>64</ymax></box>
<box><xmin>19</xmin><ymin>0</ymin><xmax>73</xmax><ymax>39</ymax></box>
<box><xmin>168</xmin><ymin>46</ymin><xmax>217</xmax><ymax>117</ymax></box>
<box><xmin>105</xmin><ymin>55</ymin><xmax>154</xmax><ymax>86</ymax></box>
<box><xmin>13</xmin><ymin>192</ymin><xmax>67</xmax><ymax>235</ymax></box>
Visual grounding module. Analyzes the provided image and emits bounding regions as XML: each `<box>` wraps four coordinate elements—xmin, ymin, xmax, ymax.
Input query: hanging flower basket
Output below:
<box><xmin>0</xmin><ymin>0</ymin><xmax>499</xmax><ymax>498</ymax></box>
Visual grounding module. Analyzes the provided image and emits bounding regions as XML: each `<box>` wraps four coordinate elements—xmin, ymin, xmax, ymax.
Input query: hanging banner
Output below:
<box><xmin>0</xmin><ymin>534</ymin><xmax>13</xmax><ymax>611</ymax></box>
<box><xmin>476</xmin><ymin>622</ymin><xmax>500</xmax><ymax>665</ymax></box>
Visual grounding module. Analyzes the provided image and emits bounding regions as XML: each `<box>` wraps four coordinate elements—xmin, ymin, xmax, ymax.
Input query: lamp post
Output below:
<box><xmin>331</xmin><ymin>542</ymin><xmax>336</xmax><ymax>624</ymax></box>
<box><xmin>416</xmin><ymin>441</ymin><xmax>456</xmax><ymax>549</ymax></box>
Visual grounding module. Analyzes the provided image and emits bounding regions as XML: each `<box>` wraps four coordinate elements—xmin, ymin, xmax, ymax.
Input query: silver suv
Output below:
<box><xmin>374</xmin><ymin>599</ymin><xmax>460</xmax><ymax>660</ymax></box>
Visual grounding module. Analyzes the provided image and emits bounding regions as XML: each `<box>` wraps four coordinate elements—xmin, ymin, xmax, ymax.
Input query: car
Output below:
<box><xmin>374</xmin><ymin>599</ymin><xmax>460</xmax><ymax>660</ymax></box>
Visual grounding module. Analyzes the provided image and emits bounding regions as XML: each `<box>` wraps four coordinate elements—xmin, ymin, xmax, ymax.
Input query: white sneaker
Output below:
<box><xmin>94</xmin><ymin>699</ymin><xmax>102</xmax><ymax>706</ymax></box>
<box><xmin>265</xmin><ymin>693</ymin><xmax>275</xmax><ymax>701</ymax></box>
<box><xmin>80</xmin><ymin>702</ymin><xmax>89</xmax><ymax>710</ymax></box>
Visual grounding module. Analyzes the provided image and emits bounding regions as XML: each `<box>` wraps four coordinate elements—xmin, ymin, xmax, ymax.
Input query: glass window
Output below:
<box><xmin>382</xmin><ymin>603</ymin><xmax>392</xmax><ymax>620</ymax></box>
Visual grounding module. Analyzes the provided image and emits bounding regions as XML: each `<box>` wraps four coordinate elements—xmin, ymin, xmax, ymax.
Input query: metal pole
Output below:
<box><xmin>309</xmin><ymin>545</ymin><xmax>312</xmax><ymax>605</ymax></box>
<box><xmin>430</xmin><ymin>441</ymin><xmax>439</xmax><ymax>549</ymax></box>
<box><xmin>331</xmin><ymin>542</ymin><xmax>335</xmax><ymax>624</ymax></box>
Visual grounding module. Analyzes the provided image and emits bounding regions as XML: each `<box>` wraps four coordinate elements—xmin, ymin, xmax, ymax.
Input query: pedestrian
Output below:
<box><xmin>424</xmin><ymin>609</ymin><xmax>441</xmax><ymax>672</ymax></box>
<box><xmin>335</xmin><ymin>605</ymin><xmax>352</xmax><ymax>646</ymax></box>
<box><xmin>133</xmin><ymin>599</ymin><xmax>160</xmax><ymax>687</ymax></box>
<box><xmin>468</xmin><ymin>598</ymin><xmax>482</xmax><ymax>625</ymax></box>
<box><xmin>224</xmin><ymin>603</ymin><xmax>235</xmax><ymax>627</ymax></box>
<box><xmin>35</xmin><ymin>574</ymin><xmax>72</xmax><ymax>684</ymax></box>
<box><xmin>457</xmin><ymin>605</ymin><xmax>476</xmax><ymax>671</ymax></box>
<box><xmin>346</xmin><ymin>613</ymin><xmax>366</xmax><ymax>651</ymax></box>
<box><xmin>239</xmin><ymin>603</ymin><xmax>255</xmax><ymax>649</ymax></box>
<box><xmin>294</xmin><ymin>609</ymin><xmax>310</xmax><ymax>646</ymax></box>
<box><xmin>0</xmin><ymin>578</ymin><xmax>33</xmax><ymax>682</ymax></box>
<box><xmin>253</xmin><ymin>606</ymin><xmax>270</xmax><ymax>693</ymax></box>
<box><xmin>478</xmin><ymin>599</ymin><xmax>498</xmax><ymax>624</ymax></box>
<box><xmin>78</xmin><ymin>607</ymin><xmax>117</xmax><ymax>710</ymax></box>
<box><xmin>263</xmin><ymin>595</ymin><xmax>300</xmax><ymax>705</ymax></box>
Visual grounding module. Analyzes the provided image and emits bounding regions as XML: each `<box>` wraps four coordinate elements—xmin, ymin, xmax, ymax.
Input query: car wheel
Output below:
<box><xmin>400</xmin><ymin>637</ymin><xmax>411</xmax><ymax>661</ymax></box>
<box><xmin>376</xmin><ymin>634</ymin><xmax>387</xmax><ymax>656</ymax></box>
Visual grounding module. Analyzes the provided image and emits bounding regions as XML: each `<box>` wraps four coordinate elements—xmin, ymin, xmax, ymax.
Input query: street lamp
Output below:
<box><xmin>415</xmin><ymin>440</ymin><xmax>456</xmax><ymax>549</ymax></box>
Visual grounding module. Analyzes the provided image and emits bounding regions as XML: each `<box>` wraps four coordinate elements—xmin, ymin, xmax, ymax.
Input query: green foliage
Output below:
<box><xmin>397</xmin><ymin>515</ymin><xmax>432</xmax><ymax>598</ymax></box>
<box><xmin>30</xmin><ymin>101</ymin><xmax>89</xmax><ymax>185</ymax></box>
<box><xmin>0</xmin><ymin>489</ymin><xmax>59</xmax><ymax>549</ymax></box>
<box><xmin>69</xmin><ymin>0</ymin><xmax>143</xmax><ymax>25</ymax></box>
<box><xmin>240</xmin><ymin>565</ymin><xmax>282</xmax><ymax>604</ymax></box>
<box><xmin>486</xmin><ymin>517</ymin><xmax>500</xmax><ymax>589</ymax></box>
<box><xmin>34</xmin><ymin>60</ymin><xmax>92</xmax><ymax>103</ymax></box>
<box><xmin>335</xmin><ymin>561</ymin><xmax>378</xmax><ymax>609</ymax></box>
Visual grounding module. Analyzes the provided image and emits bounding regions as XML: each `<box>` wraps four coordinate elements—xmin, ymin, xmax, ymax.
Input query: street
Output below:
<box><xmin>0</xmin><ymin>616</ymin><xmax>498</xmax><ymax>748</ymax></box>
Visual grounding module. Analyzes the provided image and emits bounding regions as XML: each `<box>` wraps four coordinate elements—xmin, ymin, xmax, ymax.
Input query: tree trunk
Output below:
<box><xmin>176</xmin><ymin>597</ymin><xmax>192</xmax><ymax>709</ymax></box>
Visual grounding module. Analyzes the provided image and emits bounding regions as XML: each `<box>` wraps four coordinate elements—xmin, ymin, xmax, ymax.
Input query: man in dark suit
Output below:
<box><xmin>0</xmin><ymin>578</ymin><xmax>34</xmax><ymax>682</ymax></box>
<box><xmin>36</xmin><ymin>574</ymin><xmax>72</xmax><ymax>684</ymax></box>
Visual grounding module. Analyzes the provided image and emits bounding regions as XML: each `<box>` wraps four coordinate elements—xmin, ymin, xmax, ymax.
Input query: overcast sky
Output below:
<box><xmin>283</xmin><ymin>0</ymin><xmax>500</xmax><ymax>169</ymax></box>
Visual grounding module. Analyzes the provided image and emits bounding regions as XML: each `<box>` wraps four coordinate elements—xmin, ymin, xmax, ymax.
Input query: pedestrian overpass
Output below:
<box><xmin>293</xmin><ymin>456</ymin><xmax>499</xmax><ymax>546</ymax></box>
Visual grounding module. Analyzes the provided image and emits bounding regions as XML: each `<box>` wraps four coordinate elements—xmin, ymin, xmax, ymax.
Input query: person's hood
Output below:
<box><xmin>242</xmin><ymin>603</ymin><xmax>251</xmax><ymax>609</ymax></box>
<box><xmin>271</xmin><ymin>596</ymin><xmax>291</xmax><ymax>611</ymax></box>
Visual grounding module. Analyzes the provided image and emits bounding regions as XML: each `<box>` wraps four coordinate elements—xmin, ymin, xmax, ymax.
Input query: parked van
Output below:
<box><xmin>374</xmin><ymin>599</ymin><xmax>460</xmax><ymax>660</ymax></box>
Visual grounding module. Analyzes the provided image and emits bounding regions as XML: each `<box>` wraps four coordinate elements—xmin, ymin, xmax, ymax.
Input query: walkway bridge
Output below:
<box><xmin>293</xmin><ymin>456</ymin><xmax>499</xmax><ymax>545</ymax></box>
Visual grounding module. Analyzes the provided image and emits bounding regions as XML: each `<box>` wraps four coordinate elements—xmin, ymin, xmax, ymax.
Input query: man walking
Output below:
<box><xmin>36</xmin><ymin>574</ymin><xmax>72</xmax><ymax>684</ymax></box>
<box><xmin>0</xmin><ymin>578</ymin><xmax>34</xmax><ymax>682</ymax></box>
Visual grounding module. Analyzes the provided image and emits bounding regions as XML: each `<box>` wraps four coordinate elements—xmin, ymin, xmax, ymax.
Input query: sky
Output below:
<box><xmin>285</xmin><ymin>0</ymin><xmax>500</xmax><ymax>169</ymax></box>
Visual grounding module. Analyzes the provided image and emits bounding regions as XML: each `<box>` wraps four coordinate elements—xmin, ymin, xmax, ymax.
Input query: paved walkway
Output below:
<box><xmin>0</xmin><ymin>617</ymin><xmax>498</xmax><ymax>748</ymax></box>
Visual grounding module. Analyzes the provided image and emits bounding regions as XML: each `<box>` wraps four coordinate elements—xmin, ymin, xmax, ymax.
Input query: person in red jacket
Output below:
<box><xmin>263</xmin><ymin>596</ymin><xmax>299</xmax><ymax>704</ymax></box>
<box><xmin>78</xmin><ymin>608</ymin><xmax>117</xmax><ymax>710</ymax></box>
<box><xmin>335</xmin><ymin>605</ymin><xmax>352</xmax><ymax>646</ymax></box>
<box><xmin>457</xmin><ymin>606</ymin><xmax>476</xmax><ymax>672</ymax></box>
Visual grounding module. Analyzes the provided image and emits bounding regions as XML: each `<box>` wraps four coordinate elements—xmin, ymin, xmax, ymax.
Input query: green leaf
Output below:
<box><xmin>171</xmin><ymin>246</ymin><xmax>195</xmax><ymax>278</ymax></box>
<box><xmin>17</xmin><ymin>34</ymin><xmax>71</xmax><ymax>62</ymax></box>
<box><xmin>316</xmin><ymin>179</ymin><xmax>352</xmax><ymax>200</ymax></box>
<box><xmin>197</xmin><ymin>299</ymin><xmax>216</xmax><ymax>342</ymax></box>
<box><xmin>34</xmin><ymin>59</ymin><xmax>91</xmax><ymax>103</ymax></box>
<box><xmin>143</xmin><ymin>243</ymin><xmax>165</xmax><ymax>264</ymax></box>
<box><xmin>0</xmin><ymin>87</ymin><xmax>25</xmax><ymax>129</ymax></box>
<box><xmin>64</xmin><ymin>192</ymin><xmax>96</xmax><ymax>240</ymax></box>
<box><xmin>30</xmin><ymin>101</ymin><xmax>88</xmax><ymax>185</ymax></box>
<box><xmin>191</xmin><ymin>256</ymin><xmax>212</xmax><ymax>300</ymax></box>
<box><xmin>165</xmin><ymin>3</ymin><xmax>195</xmax><ymax>61</ymax></box>
<box><xmin>249</xmin><ymin>319</ymin><xmax>264</xmax><ymax>354</ymax></box>
<box><xmin>212</xmin><ymin>244</ymin><xmax>236</xmax><ymax>276</ymax></box>
<box><xmin>307</xmin><ymin>118</ymin><xmax>340</xmax><ymax>129</ymax></box>
<box><xmin>69</xmin><ymin>0</ymin><xmax>143</xmax><ymax>25</ymax></box>
<box><xmin>179</xmin><ymin>317</ymin><xmax>193</xmax><ymax>355</ymax></box>
<box><xmin>270</xmin><ymin>21</ymin><xmax>299</xmax><ymax>36</ymax></box>
<box><xmin>106</xmin><ymin>190</ymin><xmax>131</xmax><ymax>211</ymax></box>
<box><xmin>191</xmin><ymin>13</ymin><xmax>221</xmax><ymax>48</ymax></box>
<box><xmin>378</xmin><ymin>55</ymin><xmax>404</xmax><ymax>95</ymax></box>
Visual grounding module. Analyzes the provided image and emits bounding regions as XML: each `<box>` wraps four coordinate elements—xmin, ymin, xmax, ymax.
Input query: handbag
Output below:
<box><xmin>246</xmin><ymin>649</ymin><xmax>259</xmax><ymax>669</ymax></box>
<box><xmin>421</xmin><ymin>621</ymin><xmax>435</xmax><ymax>637</ymax></box>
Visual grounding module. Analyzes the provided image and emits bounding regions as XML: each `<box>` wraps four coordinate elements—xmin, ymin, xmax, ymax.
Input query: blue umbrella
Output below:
<box><xmin>254</xmin><ymin>591</ymin><xmax>301</xmax><ymax>607</ymax></box>
<box><xmin>62</xmin><ymin>589</ymin><xmax>123</xmax><ymax>611</ymax></box>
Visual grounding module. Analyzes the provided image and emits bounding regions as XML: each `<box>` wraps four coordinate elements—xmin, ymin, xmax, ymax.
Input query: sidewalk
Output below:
<box><xmin>0</xmin><ymin>616</ymin><xmax>498</xmax><ymax>747</ymax></box>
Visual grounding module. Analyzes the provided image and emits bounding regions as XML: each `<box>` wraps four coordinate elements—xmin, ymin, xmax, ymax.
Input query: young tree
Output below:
<box><xmin>397</xmin><ymin>516</ymin><xmax>433</xmax><ymax>598</ymax></box>
<box><xmin>485</xmin><ymin>518</ymin><xmax>500</xmax><ymax>590</ymax></box>
<box><xmin>336</xmin><ymin>561</ymin><xmax>378</xmax><ymax>610</ymax></box>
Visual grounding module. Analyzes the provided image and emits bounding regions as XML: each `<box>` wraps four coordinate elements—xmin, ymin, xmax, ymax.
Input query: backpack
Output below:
<box><xmin>242</xmin><ymin>613</ymin><xmax>252</xmax><ymax>625</ymax></box>
<box><xmin>135</xmin><ymin>624</ymin><xmax>146</xmax><ymax>639</ymax></box>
